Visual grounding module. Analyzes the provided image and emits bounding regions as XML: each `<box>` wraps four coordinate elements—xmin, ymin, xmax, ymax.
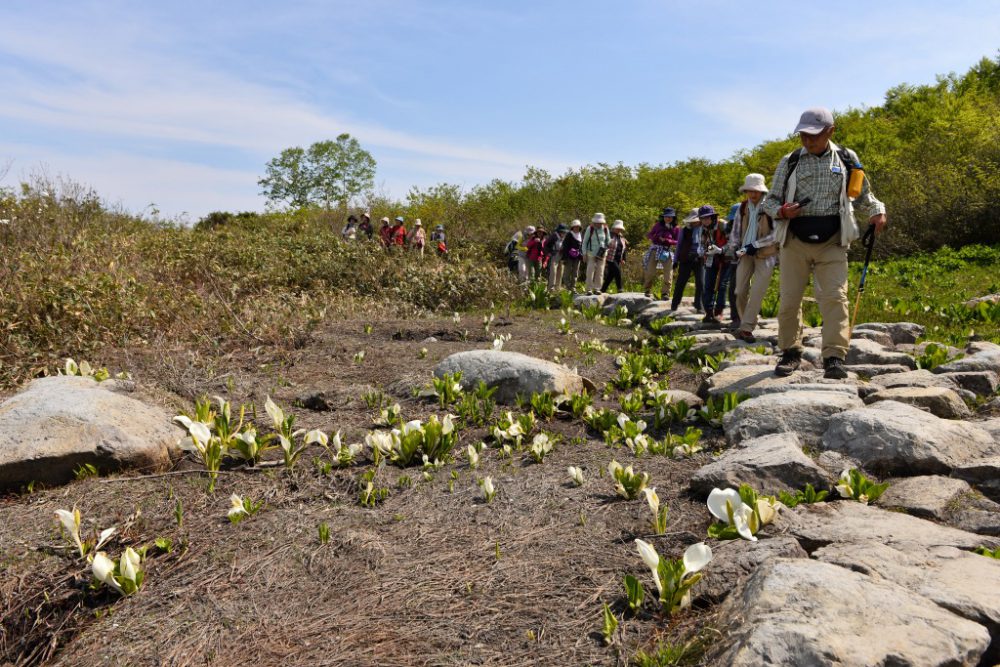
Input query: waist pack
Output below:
<box><xmin>567</xmin><ymin>248</ymin><xmax>582</xmax><ymax>259</ymax></box>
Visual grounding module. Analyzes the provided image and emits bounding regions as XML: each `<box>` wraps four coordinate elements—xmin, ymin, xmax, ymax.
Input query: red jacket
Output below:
<box><xmin>379</xmin><ymin>225</ymin><xmax>392</xmax><ymax>246</ymax></box>
<box><xmin>390</xmin><ymin>225</ymin><xmax>407</xmax><ymax>246</ymax></box>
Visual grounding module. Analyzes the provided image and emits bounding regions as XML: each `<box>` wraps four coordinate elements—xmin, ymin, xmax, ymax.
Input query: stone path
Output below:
<box><xmin>614</xmin><ymin>294</ymin><xmax>1000</xmax><ymax>666</ymax></box>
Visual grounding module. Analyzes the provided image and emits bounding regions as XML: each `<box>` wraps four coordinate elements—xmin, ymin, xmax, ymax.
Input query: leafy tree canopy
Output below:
<box><xmin>259</xmin><ymin>134</ymin><xmax>376</xmax><ymax>209</ymax></box>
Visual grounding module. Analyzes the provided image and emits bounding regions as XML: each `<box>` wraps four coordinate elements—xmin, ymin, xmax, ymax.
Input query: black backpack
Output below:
<box><xmin>782</xmin><ymin>146</ymin><xmax>861</xmax><ymax>200</ymax></box>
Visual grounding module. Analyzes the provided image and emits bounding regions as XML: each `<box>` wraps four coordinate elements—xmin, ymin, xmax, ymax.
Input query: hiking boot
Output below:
<box><xmin>701</xmin><ymin>314</ymin><xmax>717</xmax><ymax>324</ymax></box>
<box><xmin>734</xmin><ymin>329</ymin><xmax>756</xmax><ymax>343</ymax></box>
<box><xmin>695</xmin><ymin>307</ymin><xmax>705</xmax><ymax>314</ymax></box>
<box><xmin>775</xmin><ymin>350</ymin><xmax>802</xmax><ymax>377</ymax></box>
<box><xmin>823</xmin><ymin>357</ymin><xmax>849</xmax><ymax>380</ymax></box>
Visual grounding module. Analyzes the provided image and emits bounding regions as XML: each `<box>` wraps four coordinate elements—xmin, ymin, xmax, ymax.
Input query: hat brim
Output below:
<box><xmin>794</xmin><ymin>123</ymin><xmax>829</xmax><ymax>135</ymax></box>
<box><xmin>683</xmin><ymin>214</ymin><xmax>700</xmax><ymax>224</ymax></box>
<box><xmin>739</xmin><ymin>185</ymin><xmax>769</xmax><ymax>193</ymax></box>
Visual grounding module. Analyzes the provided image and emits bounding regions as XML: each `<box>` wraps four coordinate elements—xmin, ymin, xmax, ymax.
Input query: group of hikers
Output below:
<box><xmin>340</xmin><ymin>212</ymin><xmax>448</xmax><ymax>257</ymax></box>
<box><xmin>509</xmin><ymin>107</ymin><xmax>888</xmax><ymax>381</ymax></box>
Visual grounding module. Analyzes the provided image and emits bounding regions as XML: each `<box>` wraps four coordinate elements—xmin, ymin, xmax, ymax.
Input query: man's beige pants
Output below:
<box><xmin>642</xmin><ymin>253</ymin><xmax>673</xmax><ymax>296</ymax></box>
<box><xmin>585</xmin><ymin>255</ymin><xmax>606</xmax><ymax>292</ymax></box>
<box><xmin>734</xmin><ymin>255</ymin><xmax>775</xmax><ymax>332</ymax></box>
<box><xmin>778</xmin><ymin>235</ymin><xmax>850</xmax><ymax>360</ymax></box>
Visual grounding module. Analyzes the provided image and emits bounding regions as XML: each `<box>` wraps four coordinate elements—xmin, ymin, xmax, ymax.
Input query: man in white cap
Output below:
<box><xmin>582</xmin><ymin>213</ymin><xmax>610</xmax><ymax>294</ymax></box>
<box><xmin>727</xmin><ymin>174</ymin><xmax>777</xmax><ymax>342</ymax></box>
<box><xmin>762</xmin><ymin>107</ymin><xmax>888</xmax><ymax>379</ymax></box>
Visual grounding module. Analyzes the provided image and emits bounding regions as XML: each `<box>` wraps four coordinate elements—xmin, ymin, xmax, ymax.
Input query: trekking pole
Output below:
<box><xmin>851</xmin><ymin>224</ymin><xmax>878</xmax><ymax>328</ymax></box>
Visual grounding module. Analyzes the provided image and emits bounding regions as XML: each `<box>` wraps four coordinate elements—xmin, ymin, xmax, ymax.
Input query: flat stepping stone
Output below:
<box><xmin>876</xmin><ymin>475</ymin><xmax>1000</xmax><ymax>536</ymax></box>
<box><xmin>700</xmin><ymin>364</ymin><xmax>861</xmax><ymax>399</ymax></box>
<box><xmin>714</xmin><ymin>558</ymin><xmax>990</xmax><ymax>667</ymax></box>
<box><xmin>863</xmin><ymin>386</ymin><xmax>972</xmax><ymax>419</ymax></box>
<box><xmin>843</xmin><ymin>363</ymin><xmax>911</xmax><ymax>377</ymax></box>
<box><xmin>689</xmin><ymin>432</ymin><xmax>832</xmax><ymax>497</ymax></box>
<box><xmin>936</xmin><ymin>341</ymin><xmax>1000</xmax><ymax>374</ymax></box>
<box><xmin>698</xmin><ymin>537</ymin><xmax>807</xmax><ymax>604</ymax></box>
<box><xmin>814</xmin><ymin>540</ymin><xmax>1000</xmax><ymax>659</ymax></box>
<box><xmin>952</xmin><ymin>457</ymin><xmax>1000</xmax><ymax>503</ymax></box>
<box><xmin>820</xmin><ymin>401</ymin><xmax>997</xmax><ymax>475</ymax></box>
<box><xmin>869</xmin><ymin>369</ymin><xmax>975</xmax><ymax>401</ymax></box>
<box><xmin>0</xmin><ymin>376</ymin><xmax>181</xmax><ymax>489</ymax></box>
<box><xmin>846</xmin><ymin>339</ymin><xmax>917</xmax><ymax>369</ymax></box>
<box><xmin>854</xmin><ymin>321</ymin><xmax>925</xmax><ymax>344</ymax></box>
<box><xmin>723</xmin><ymin>391</ymin><xmax>864</xmax><ymax>446</ymax></box>
<box><xmin>939</xmin><ymin>370</ymin><xmax>1000</xmax><ymax>397</ymax></box>
<box><xmin>777</xmin><ymin>500</ymin><xmax>1000</xmax><ymax>550</ymax></box>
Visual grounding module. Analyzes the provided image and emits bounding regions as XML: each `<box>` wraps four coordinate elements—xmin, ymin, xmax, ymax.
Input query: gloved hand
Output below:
<box><xmin>744</xmin><ymin>244</ymin><xmax>758</xmax><ymax>256</ymax></box>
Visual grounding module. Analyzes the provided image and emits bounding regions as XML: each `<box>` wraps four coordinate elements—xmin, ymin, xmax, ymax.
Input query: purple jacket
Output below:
<box><xmin>647</xmin><ymin>223</ymin><xmax>678</xmax><ymax>247</ymax></box>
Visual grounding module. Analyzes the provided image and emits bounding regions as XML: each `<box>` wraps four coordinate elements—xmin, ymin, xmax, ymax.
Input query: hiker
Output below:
<box><xmin>762</xmin><ymin>107</ymin><xmax>888</xmax><ymax>379</ymax></box>
<box><xmin>411</xmin><ymin>219</ymin><xmax>426</xmax><ymax>256</ymax></box>
<box><xmin>545</xmin><ymin>224</ymin><xmax>568</xmax><ymax>291</ymax></box>
<box><xmin>504</xmin><ymin>231</ymin><xmax>521</xmax><ymax>274</ymax></box>
<box><xmin>525</xmin><ymin>227</ymin><xmax>548</xmax><ymax>281</ymax></box>
<box><xmin>561</xmin><ymin>219</ymin><xmax>584</xmax><ymax>290</ymax></box>
<box><xmin>727</xmin><ymin>174</ymin><xmax>778</xmax><ymax>342</ymax></box>
<box><xmin>643</xmin><ymin>207</ymin><xmax>678</xmax><ymax>298</ymax></box>
<box><xmin>601</xmin><ymin>220</ymin><xmax>628</xmax><ymax>293</ymax></box>
<box><xmin>341</xmin><ymin>215</ymin><xmax>358</xmax><ymax>241</ymax></box>
<box><xmin>582</xmin><ymin>213</ymin><xmax>610</xmax><ymax>295</ymax></box>
<box><xmin>389</xmin><ymin>216</ymin><xmax>407</xmax><ymax>250</ymax></box>
<box><xmin>517</xmin><ymin>225</ymin><xmax>536</xmax><ymax>282</ymax></box>
<box><xmin>431</xmin><ymin>224</ymin><xmax>447</xmax><ymax>256</ymax></box>
<box><xmin>378</xmin><ymin>217</ymin><xmax>392</xmax><ymax>248</ymax></box>
<box><xmin>725</xmin><ymin>204</ymin><xmax>741</xmax><ymax>327</ymax></box>
<box><xmin>358</xmin><ymin>211</ymin><xmax>373</xmax><ymax>241</ymax></box>
<box><xmin>701</xmin><ymin>207</ymin><xmax>735</xmax><ymax>324</ymax></box>
<box><xmin>670</xmin><ymin>207</ymin><xmax>707</xmax><ymax>312</ymax></box>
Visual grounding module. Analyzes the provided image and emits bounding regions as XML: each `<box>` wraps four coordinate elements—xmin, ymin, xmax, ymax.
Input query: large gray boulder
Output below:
<box><xmin>862</xmin><ymin>386</ymin><xmax>972</xmax><ymax>419</ymax></box>
<box><xmin>814</xmin><ymin>541</ymin><xmax>1000</xmax><ymax>661</ymax></box>
<box><xmin>851</xmin><ymin>328</ymin><xmax>894</xmax><ymax>347</ymax></box>
<box><xmin>723</xmin><ymin>391</ymin><xmax>864</xmax><ymax>446</ymax></box>
<box><xmin>777</xmin><ymin>500</ymin><xmax>1000</xmax><ymax>550</ymax></box>
<box><xmin>601</xmin><ymin>292</ymin><xmax>653</xmax><ymax>316</ymax></box>
<box><xmin>434</xmin><ymin>351</ymin><xmax>590</xmax><ymax>403</ymax></box>
<box><xmin>845</xmin><ymin>338</ymin><xmax>917</xmax><ymax>369</ymax></box>
<box><xmin>689</xmin><ymin>433</ymin><xmax>832</xmax><ymax>497</ymax></box>
<box><xmin>571</xmin><ymin>293</ymin><xmax>606</xmax><ymax>311</ymax></box>
<box><xmin>700</xmin><ymin>365</ymin><xmax>860</xmax><ymax>400</ymax></box>
<box><xmin>713</xmin><ymin>558</ymin><xmax>990</xmax><ymax>667</ymax></box>
<box><xmin>0</xmin><ymin>376</ymin><xmax>181</xmax><ymax>489</ymax></box>
<box><xmin>820</xmin><ymin>401</ymin><xmax>998</xmax><ymax>475</ymax></box>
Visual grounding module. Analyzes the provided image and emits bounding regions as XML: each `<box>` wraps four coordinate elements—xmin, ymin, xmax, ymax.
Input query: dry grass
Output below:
<box><xmin>0</xmin><ymin>311</ymin><xmax>723</xmax><ymax>667</ymax></box>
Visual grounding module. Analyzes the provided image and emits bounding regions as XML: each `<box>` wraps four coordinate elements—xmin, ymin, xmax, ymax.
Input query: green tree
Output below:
<box><xmin>259</xmin><ymin>134</ymin><xmax>376</xmax><ymax>209</ymax></box>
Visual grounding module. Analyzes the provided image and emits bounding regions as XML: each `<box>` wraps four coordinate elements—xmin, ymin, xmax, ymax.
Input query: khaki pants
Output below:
<box><xmin>778</xmin><ymin>235</ymin><xmax>850</xmax><ymax>360</ymax></box>
<box><xmin>735</xmin><ymin>255</ymin><xmax>775</xmax><ymax>332</ymax></box>
<box><xmin>547</xmin><ymin>252</ymin><xmax>564</xmax><ymax>291</ymax></box>
<box><xmin>642</xmin><ymin>252</ymin><xmax>673</xmax><ymax>295</ymax></box>
<box><xmin>585</xmin><ymin>255</ymin><xmax>606</xmax><ymax>292</ymax></box>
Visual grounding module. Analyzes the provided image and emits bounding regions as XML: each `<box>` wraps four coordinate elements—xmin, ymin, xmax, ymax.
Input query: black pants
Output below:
<box><xmin>671</xmin><ymin>260</ymin><xmax>703</xmax><ymax>310</ymax></box>
<box><xmin>601</xmin><ymin>261</ymin><xmax>622</xmax><ymax>292</ymax></box>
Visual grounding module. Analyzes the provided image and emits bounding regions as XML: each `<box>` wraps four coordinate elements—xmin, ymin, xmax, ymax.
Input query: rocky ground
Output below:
<box><xmin>1</xmin><ymin>291</ymin><xmax>999</xmax><ymax>666</ymax></box>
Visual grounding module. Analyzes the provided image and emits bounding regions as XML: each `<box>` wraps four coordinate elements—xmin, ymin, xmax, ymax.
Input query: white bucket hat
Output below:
<box><xmin>570</xmin><ymin>219</ymin><xmax>582</xmax><ymax>228</ymax></box>
<box><xmin>612</xmin><ymin>220</ymin><xmax>625</xmax><ymax>231</ymax></box>
<box><xmin>591</xmin><ymin>212</ymin><xmax>606</xmax><ymax>224</ymax></box>
<box><xmin>525</xmin><ymin>225</ymin><xmax>536</xmax><ymax>235</ymax></box>
<box><xmin>415</xmin><ymin>220</ymin><xmax>422</xmax><ymax>227</ymax></box>
<box><xmin>682</xmin><ymin>207</ymin><xmax>700</xmax><ymax>224</ymax></box>
<box><xmin>739</xmin><ymin>173</ymin><xmax>768</xmax><ymax>193</ymax></box>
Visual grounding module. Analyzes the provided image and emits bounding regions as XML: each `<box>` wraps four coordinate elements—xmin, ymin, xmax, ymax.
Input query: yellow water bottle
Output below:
<box><xmin>848</xmin><ymin>165</ymin><xmax>865</xmax><ymax>198</ymax></box>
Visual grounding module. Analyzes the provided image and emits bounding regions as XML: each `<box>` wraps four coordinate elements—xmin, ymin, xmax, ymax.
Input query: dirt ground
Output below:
<box><xmin>0</xmin><ymin>308</ymin><xmax>726</xmax><ymax>667</ymax></box>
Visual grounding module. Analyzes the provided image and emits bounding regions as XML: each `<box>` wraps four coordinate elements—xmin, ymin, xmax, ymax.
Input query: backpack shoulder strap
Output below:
<box><xmin>781</xmin><ymin>148</ymin><xmax>803</xmax><ymax>200</ymax></box>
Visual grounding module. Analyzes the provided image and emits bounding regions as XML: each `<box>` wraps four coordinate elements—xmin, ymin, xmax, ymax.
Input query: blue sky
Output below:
<box><xmin>2</xmin><ymin>0</ymin><xmax>999</xmax><ymax>220</ymax></box>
